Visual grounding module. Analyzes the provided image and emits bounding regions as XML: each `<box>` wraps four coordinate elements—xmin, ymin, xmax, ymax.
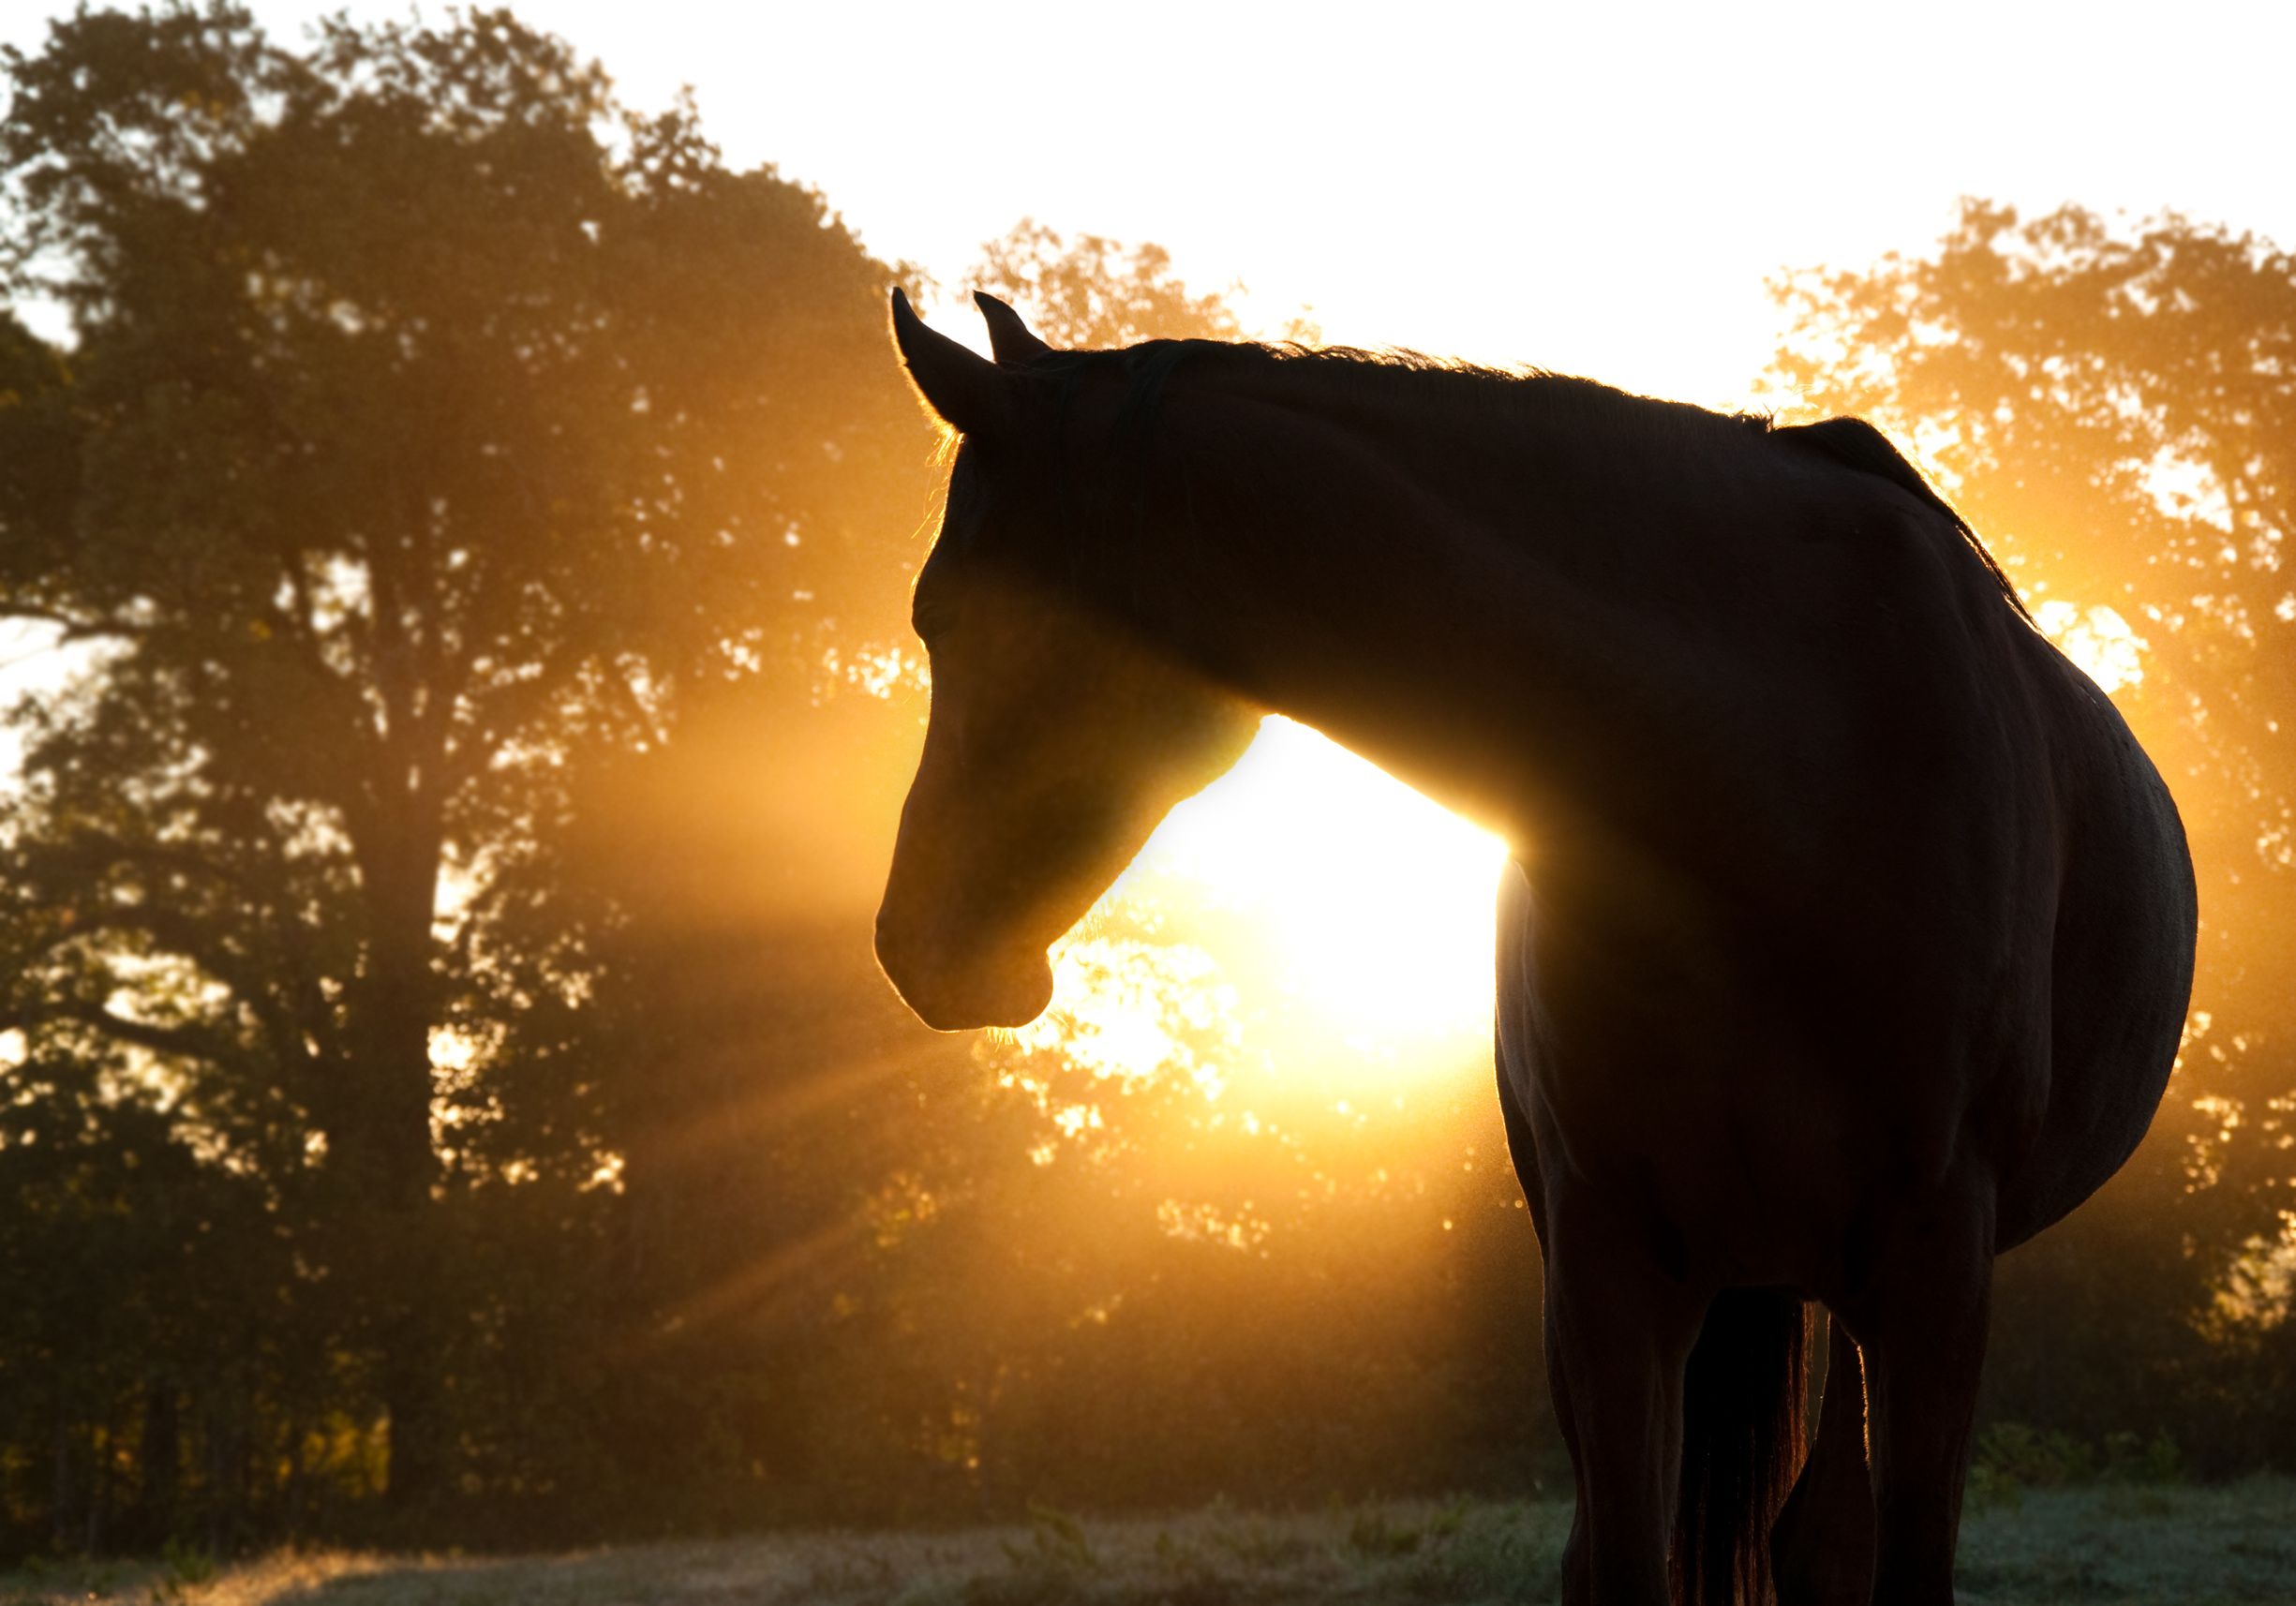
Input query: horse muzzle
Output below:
<box><xmin>873</xmin><ymin>913</ymin><xmax>1055</xmax><ymax>1032</ymax></box>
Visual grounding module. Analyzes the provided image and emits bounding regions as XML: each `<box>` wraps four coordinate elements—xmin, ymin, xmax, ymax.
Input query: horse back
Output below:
<box><xmin>1490</xmin><ymin>468</ymin><xmax>2197</xmax><ymax>1267</ymax></box>
<box><xmin>1999</xmin><ymin>637</ymin><xmax>2198</xmax><ymax>1246</ymax></box>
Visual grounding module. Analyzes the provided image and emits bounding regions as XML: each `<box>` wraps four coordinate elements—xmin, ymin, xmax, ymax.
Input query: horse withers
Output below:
<box><xmin>872</xmin><ymin>290</ymin><xmax>2197</xmax><ymax>1606</ymax></box>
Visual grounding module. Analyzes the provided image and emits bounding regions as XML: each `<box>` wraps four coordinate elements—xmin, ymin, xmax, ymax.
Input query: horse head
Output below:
<box><xmin>873</xmin><ymin>290</ymin><xmax>1259</xmax><ymax>1031</ymax></box>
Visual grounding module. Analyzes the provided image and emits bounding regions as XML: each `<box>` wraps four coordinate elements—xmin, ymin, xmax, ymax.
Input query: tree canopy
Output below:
<box><xmin>965</xmin><ymin>217</ymin><xmax>1318</xmax><ymax>349</ymax></box>
<box><xmin>0</xmin><ymin>0</ymin><xmax>930</xmax><ymax>1513</ymax></box>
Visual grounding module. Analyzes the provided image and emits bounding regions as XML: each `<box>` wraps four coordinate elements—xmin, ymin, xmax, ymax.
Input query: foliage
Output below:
<box><xmin>0</xmin><ymin>0</ymin><xmax>927</xmax><ymax>1529</ymax></box>
<box><xmin>1970</xmin><ymin>1421</ymin><xmax>2185</xmax><ymax>1509</ymax></box>
<box><xmin>966</xmin><ymin>220</ymin><xmax>1245</xmax><ymax>349</ymax></box>
<box><xmin>967</xmin><ymin>219</ymin><xmax>1318</xmax><ymax>349</ymax></box>
<box><xmin>149</xmin><ymin>1537</ymin><xmax>216</xmax><ymax>1600</ymax></box>
<box><xmin>997</xmin><ymin>1503</ymin><xmax>1097</xmax><ymax>1574</ymax></box>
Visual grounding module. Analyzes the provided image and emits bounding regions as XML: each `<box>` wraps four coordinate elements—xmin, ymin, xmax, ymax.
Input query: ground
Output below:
<box><xmin>6</xmin><ymin>1482</ymin><xmax>2293</xmax><ymax>1606</ymax></box>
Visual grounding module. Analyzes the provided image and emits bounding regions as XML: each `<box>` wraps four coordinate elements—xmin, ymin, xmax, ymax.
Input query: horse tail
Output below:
<box><xmin>1675</xmin><ymin>1286</ymin><xmax>1811</xmax><ymax>1606</ymax></box>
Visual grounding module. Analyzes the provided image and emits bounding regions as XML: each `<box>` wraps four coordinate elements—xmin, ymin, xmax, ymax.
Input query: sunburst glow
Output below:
<box><xmin>1036</xmin><ymin>718</ymin><xmax>1510</xmax><ymax>1086</ymax></box>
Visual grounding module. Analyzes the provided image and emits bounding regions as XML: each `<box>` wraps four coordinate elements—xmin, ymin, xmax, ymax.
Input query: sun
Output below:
<box><xmin>1040</xmin><ymin>717</ymin><xmax>1510</xmax><ymax>1085</ymax></box>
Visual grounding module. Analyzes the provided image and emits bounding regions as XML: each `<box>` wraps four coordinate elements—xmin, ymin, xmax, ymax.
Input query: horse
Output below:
<box><xmin>872</xmin><ymin>290</ymin><xmax>2197</xmax><ymax>1606</ymax></box>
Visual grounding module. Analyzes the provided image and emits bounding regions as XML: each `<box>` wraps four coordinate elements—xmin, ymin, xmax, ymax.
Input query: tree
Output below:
<box><xmin>0</xmin><ymin>1</ymin><xmax>931</xmax><ymax>1509</ymax></box>
<box><xmin>1773</xmin><ymin>201</ymin><xmax>2296</xmax><ymax>1461</ymax></box>
<box><xmin>965</xmin><ymin>217</ymin><xmax>1318</xmax><ymax>349</ymax></box>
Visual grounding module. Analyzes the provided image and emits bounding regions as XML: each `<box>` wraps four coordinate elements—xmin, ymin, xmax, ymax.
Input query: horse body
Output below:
<box><xmin>874</xmin><ymin>292</ymin><xmax>2196</xmax><ymax>1605</ymax></box>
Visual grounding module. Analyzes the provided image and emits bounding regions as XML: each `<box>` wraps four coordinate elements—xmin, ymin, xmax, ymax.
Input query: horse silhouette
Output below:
<box><xmin>874</xmin><ymin>290</ymin><xmax>2197</xmax><ymax>1606</ymax></box>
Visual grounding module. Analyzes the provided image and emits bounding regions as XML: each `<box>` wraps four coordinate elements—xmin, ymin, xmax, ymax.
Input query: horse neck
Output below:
<box><xmin>1111</xmin><ymin>369</ymin><xmax>1774</xmax><ymax>859</ymax></box>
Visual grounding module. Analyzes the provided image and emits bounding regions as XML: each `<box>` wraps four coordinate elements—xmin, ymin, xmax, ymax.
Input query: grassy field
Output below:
<box><xmin>6</xmin><ymin>1481</ymin><xmax>2292</xmax><ymax>1605</ymax></box>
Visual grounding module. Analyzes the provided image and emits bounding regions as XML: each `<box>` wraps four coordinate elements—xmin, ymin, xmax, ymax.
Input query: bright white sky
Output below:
<box><xmin>8</xmin><ymin>1</ymin><xmax>2292</xmax><ymax>401</ymax></box>
<box><xmin>6</xmin><ymin>0</ymin><xmax>2288</xmax><ymax>1058</ymax></box>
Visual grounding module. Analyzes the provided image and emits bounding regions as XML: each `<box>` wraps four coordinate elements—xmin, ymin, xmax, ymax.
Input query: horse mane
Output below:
<box><xmin>1029</xmin><ymin>339</ymin><xmax>2032</xmax><ymax>623</ymax></box>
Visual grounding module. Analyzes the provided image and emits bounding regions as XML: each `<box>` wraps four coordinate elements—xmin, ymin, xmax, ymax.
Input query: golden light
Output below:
<box><xmin>1013</xmin><ymin>936</ymin><xmax>1239</xmax><ymax>1097</ymax></box>
<box><xmin>2033</xmin><ymin>599</ymin><xmax>2147</xmax><ymax>695</ymax></box>
<box><xmin>1036</xmin><ymin>717</ymin><xmax>1510</xmax><ymax>1092</ymax></box>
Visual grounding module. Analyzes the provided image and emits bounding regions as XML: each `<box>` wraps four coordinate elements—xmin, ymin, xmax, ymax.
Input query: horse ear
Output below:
<box><xmin>890</xmin><ymin>287</ymin><xmax>1009</xmax><ymax>436</ymax></box>
<box><xmin>974</xmin><ymin>291</ymin><xmax>1052</xmax><ymax>365</ymax></box>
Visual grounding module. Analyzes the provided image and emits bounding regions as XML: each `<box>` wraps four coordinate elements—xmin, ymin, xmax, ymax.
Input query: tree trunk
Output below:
<box><xmin>338</xmin><ymin>815</ymin><xmax>450</xmax><ymax>1517</ymax></box>
<box><xmin>380</xmin><ymin>1301</ymin><xmax>447</xmax><ymax>1512</ymax></box>
<box><xmin>85</xmin><ymin>1419</ymin><xmax>107</xmax><ymax>1556</ymax></box>
<box><xmin>136</xmin><ymin>1379</ymin><xmax>180</xmax><ymax>1544</ymax></box>
<box><xmin>50</xmin><ymin>1415</ymin><xmax>74</xmax><ymax>1554</ymax></box>
<box><xmin>282</xmin><ymin>1407</ymin><xmax>306</xmax><ymax>1535</ymax></box>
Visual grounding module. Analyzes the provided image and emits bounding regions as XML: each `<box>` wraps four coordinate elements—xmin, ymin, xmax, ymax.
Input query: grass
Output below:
<box><xmin>2</xmin><ymin>1481</ymin><xmax>2290</xmax><ymax>1605</ymax></box>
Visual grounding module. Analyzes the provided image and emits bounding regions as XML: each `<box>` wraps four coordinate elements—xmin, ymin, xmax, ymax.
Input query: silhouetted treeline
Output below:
<box><xmin>0</xmin><ymin>4</ymin><xmax>2290</xmax><ymax>1559</ymax></box>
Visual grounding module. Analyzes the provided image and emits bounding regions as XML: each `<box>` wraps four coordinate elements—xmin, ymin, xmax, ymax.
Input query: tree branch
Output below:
<box><xmin>52</xmin><ymin>829</ymin><xmax>248</xmax><ymax>890</ymax></box>
<box><xmin>56</xmin><ymin>1003</ymin><xmax>244</xmax><ymax>1070</ymax></box>
<box><xmin>0</xmin><ymin>603</ymin><xmax>155</xmax><ymax>644</ymax></box>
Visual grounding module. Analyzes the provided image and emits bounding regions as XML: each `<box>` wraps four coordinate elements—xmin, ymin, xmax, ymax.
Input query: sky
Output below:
<box><xmin>8</xmin><ymin>1</ymin><xmax>2293</xmax><ymax>401</ymax></box>
<box><xmin>6</xmin><ymin>0</ymin><xmax>2289</xmax><ymax>1053</ymax></box>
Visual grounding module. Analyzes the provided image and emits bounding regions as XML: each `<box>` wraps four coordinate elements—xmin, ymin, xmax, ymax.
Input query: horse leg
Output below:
<box><xmin>1496</xmin><ymin>1073</ymin><xmax>1597</xmax><ymax>1591</ymax></box>
<box><xmin>1543</xmin><ymin>1188</ymin><xmax>1706</xmax><ymax>1606</ymax></box>
<box><xmin>1854</xmin><ymin>1196</ymin><xmax>1993</xmax><ymax>1606</ymax></box>
<box><xmin>1495</xmin><ymin>1065</ymin><xmax>1589</xmax><ymax>1476</ymax></box>
<box><xmin>1543</xmin><ymin>1294</ymin><xmax>1597</xmax><ymax>1605</ymax></box>
<box><xmin>1772</xmin><ymin>1309</ymin><xmax>1876</xmax><ymax>1606</ymax></box>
